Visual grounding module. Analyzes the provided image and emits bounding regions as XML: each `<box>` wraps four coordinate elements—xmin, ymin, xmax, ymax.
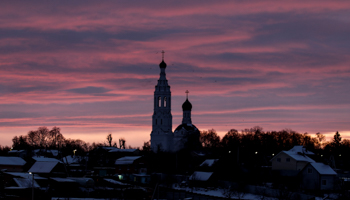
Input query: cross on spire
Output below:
<box><xmin>185</xmin><ymin>90</ymin><xmax>189</xmax><ymax>99</ymax></box>
<box><xmin>161</xmin><ymin>50</ymin><xmax>165</xmax><ymax>60</ymax></box>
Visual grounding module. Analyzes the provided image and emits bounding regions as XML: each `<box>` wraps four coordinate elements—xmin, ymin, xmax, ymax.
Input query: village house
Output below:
<box><xmin>115</xmin><ymin>156</ymin><xmax>149</xmax><ymax>183</ymax></box>
<box><xmin>271</xmin><ymin>146</ymin><xmax>315</xmax><ymax>176</ymax></box>
<box><xmin>299</xmin><ymin>162</ymin><xmax>337</xmax><ymax>190</ymax></box>
<box><xmin>0</xmin><ymin>156</ymin><xmax>26</xmax><ymax>172</ymax></box>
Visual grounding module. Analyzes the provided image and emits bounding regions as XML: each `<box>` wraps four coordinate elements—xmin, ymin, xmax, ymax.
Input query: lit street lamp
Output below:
<box><xmin>29</xmin><ymin>172</ymin><xmax>34</xmax><ymax>200</ymax></box>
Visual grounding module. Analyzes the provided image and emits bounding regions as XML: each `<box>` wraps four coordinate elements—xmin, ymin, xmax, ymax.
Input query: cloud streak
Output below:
<box><xmin>0</xmin><ymin>1</ymin><xmax>349</xmax><ymax>147</ymax></box>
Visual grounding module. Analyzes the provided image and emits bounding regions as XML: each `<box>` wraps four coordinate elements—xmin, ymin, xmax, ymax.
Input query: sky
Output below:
<box><xmin>0</xmin><ymin>1</ymin><xmax>350</xmax><ymax>148</ymax></box>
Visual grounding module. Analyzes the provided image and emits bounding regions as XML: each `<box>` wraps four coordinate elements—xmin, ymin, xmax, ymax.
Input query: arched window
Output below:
<box><xmin>155</xmin><ymin>119</ymin><xmax>157</xmax><ymax>125</ymax></box>
<box><xmin>161</xmin><ymin>119</ymin><xmax>163</xmax><ymax>125</ymax></box>
<box><xmin>164</xmin><ymin>97</ymin><xmax>167</xmax><ymax>107</ymax></box>
<box><xmin>158</xmin><ymin>96</ymin><xmax>161</xmax><ymax>107</ymax></box>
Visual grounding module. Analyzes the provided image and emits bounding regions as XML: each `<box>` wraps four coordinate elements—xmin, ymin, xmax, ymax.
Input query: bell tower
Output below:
<box><xmin>150</xmin><ymin>51</ymin><xmax>173</xmax><ymax>152</ymax></box>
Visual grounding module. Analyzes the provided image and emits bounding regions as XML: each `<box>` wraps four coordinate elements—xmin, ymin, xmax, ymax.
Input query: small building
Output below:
<box><xmin>299</xmin><ymin>162</ymin><xmax>337</xmax><ymax>190</ymax></box>
<box><xmin>48</xmin><ymin>177</ymin><xmax>80</xmax><ymax>197</ymax></box>
<box><xmin>108</xmin><ymin>148</ymin><xmax>140</xmax><ymax>156</ymax></box>
<box><xmin>63</xmin><ymin>155</ymin><xmax>88</xmax><ymax>176</ymax></box>
<box><xmin>28</xmin><ymin>161</ymin><xmax>67</xmax><ymax>177</ymax></box>
<box><xmin>271</xmin><ymin>146</ymin><xmax>315</xmax><ymax>176</ymax></box>
<box><xmin>33</xmin><ymin>149</ymin><xmax>60</xmax><ymax>158</ymax></box>
<box><xmin>2</xmin><ymin>171</ymin><xmax>45</xmax><ymax>187</ymax></box>
<box><xmin>8</xmin><ymin>150</ymin><xmax>28</xmax><ymax>159</ymax></box>
<box><xmin>0</xmin><ymin>156</ymin><xmax>26</xmax><ymax>172</ymax></box>
<box><xmin>115</xmin><ymin>156</ymin><xmax>147</xmax><ymax>181</ymax></box>
<box><xmin>189</xmin><ymin>171</ymin><xmax>215</xmax><ymax>187</ymax></box>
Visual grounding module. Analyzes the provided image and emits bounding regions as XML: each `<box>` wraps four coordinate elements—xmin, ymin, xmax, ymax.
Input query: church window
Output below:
<box><xmin>161</xmin><ymin>119</ymin><xmax>163</xmax><ymax>125</ymax></box>
<box><xmin>155</xmin><ymin>119</ymin><xmax>157</xmax><ymax>125</ymax></box>
<box><xmin>158</xmin><ymin>96</ymin><xmax>161</xmax><ymax>107</ymax></box>
<box><xmin>164</xmin><ymin>97</ymin><xmax>167</xmax><ymax>107</ymax></box>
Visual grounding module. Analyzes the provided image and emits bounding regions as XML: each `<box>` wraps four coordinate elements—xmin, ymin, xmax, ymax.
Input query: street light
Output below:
<box><xmin>29</xmin><ymin>172</ymin><xmax>34</xmax><ymax>200</ymax></box>
<box><xmin>73</xmin><ymin>149</ymin><xmax>77</xmax><ymax>156</ymax></box>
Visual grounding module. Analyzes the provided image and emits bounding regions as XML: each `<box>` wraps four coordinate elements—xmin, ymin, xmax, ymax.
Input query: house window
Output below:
<box><xmin>322</xmin><ymin>180</ymin><xmax>327</xmax><ymax>185</ymax></box>
<box><xmin>164</xmin><ymin>97</ymin><xmax>167</xmax><ymax>107</ymax></box>
<box><xmin>277</xmin><ymin>158</ymin><xmax>281</xmax><ymax>162</ymax></box>
<box><xmin>308</xmin><ymin>168</ymin><xmax>312</xmax><ymax>173</ymax></box>
<box><xmin>158</xmin><ymin>97</ymin><xmax>161</xmax><ymax>107</ymax></box>
<box><xmin>286</xmin><ymin>158</ymin><xmax>290</xmax><ymax>162</ymax></box>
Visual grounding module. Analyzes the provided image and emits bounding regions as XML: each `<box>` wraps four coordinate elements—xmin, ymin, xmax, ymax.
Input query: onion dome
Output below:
<box><xmin>182</xmin><ymin>99</ymin><xmax>192</xmax><ymax>111</ymax></box>
<box><xmin>159</xmin><ymin>60</ymin><xmax>167</xmax><ymax>68</ymax></box>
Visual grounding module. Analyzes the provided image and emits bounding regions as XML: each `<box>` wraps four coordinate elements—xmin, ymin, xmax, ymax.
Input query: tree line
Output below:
<box><xmin>2</xmin><ymin>126</ymin><xmax>347</xmax><ymax>157</ymax></box>
<box><xmin>200</xmin><ymin>126</ymin><xmax>345</xmax><ymax>154</ymax></box>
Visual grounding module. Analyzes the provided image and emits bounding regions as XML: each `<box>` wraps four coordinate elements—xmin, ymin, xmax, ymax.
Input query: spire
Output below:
<box><xmin>185</xmin><ymin>90</ymin><xmax>189</xmax><ymax>99</ymax></box>
<box><xmin>159</xmin><ymin>50</ymin><xmax>166</xmax><ymax>68</ymax></box>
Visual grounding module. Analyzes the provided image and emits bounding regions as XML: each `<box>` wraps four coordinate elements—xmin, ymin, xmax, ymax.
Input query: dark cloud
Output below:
<box><xmin>67</xmin><ymin>86</ymin><xmax>111</xmax><ymax>94</ymax></box>
<box><xmin>0</xmin><ymin>84</ymin><xmax>59</xmax><ymax>94</ymax></box>
<box><xmin>242</xmin><ymin>12</ymin><xmax>350</xmax><ymax>51</ymax></box>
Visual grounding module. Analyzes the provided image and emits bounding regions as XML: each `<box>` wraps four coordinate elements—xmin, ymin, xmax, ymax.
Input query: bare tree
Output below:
<box><xmin>200</xmin><ymin>129</ymin><xmax>220</xmax><ymax>148</ymax></box>
<box><xmin>106</xmin><ymin>133</ymin><xmax>113</xmax><ymax>147</ymax></box>
<box><xmin>119</xmin><ymin>138</ymin><xmax>126</xmax><ymax>149</ymax></box>
<box><xmin>49</xmin><ymin>126</ymin><xmax>62</xmax><ymax>148</ymax></box>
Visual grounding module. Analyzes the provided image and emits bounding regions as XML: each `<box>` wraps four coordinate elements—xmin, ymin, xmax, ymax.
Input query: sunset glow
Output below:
<box><xmin>1</xmin><ymin>1</ymin><xmax>350</xmax><ymax>148</ymax></box>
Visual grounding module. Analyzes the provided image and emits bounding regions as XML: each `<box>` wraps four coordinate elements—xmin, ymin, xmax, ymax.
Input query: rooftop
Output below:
<box><xmin>28</xmin><ymin>161</ymin><xmax>59</xmax><ymax>173</ymax></box>
<box><xmin>309</xmin><ymin>162</ymin><xmax>337</xmax><ymax>175</ymax></box>
<box><xmin>115</xmin><ymin>156</ymin><xmax>142</xmax><ymax>165</ymax></box>
<box><xmin>0</xmin><ymin>156</ymin><xmax>26</xmax><ymax>166</ymax></box>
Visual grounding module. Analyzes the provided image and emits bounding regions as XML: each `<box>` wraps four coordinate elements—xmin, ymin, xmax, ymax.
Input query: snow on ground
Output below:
<box><xmin>173</xmin><ymin>185</ymin><xmax>278</xmax><ymax>200</ymax></box>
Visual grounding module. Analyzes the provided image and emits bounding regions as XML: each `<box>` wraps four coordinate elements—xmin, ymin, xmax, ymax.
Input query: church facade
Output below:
<box><xmin>150</xmin><ymin>56</ymin><xmax>200</xmax><ymax>152</ymax></box>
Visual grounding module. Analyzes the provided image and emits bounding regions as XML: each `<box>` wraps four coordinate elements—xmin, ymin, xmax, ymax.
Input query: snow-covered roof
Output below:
<box><xmin>115</xmin><ymin>156</ymin><xmax>142</xmax><ymax>165</ymax></box>
<box><xmin>13</xmin><ymin>178</ymin><xmax>40</xmax><ymax>188</ymax></box>
<box><xmin>271</xmin><ymin>146</ymin><xmax>316</xmax><ymax>163</ymax></box>
<box><xmin>0</xmin><ymin>156</ymin><xmax>26</xmax><ymax>166</ymax></box>
<box><xmin>8</xmin><ymin>150</ymin><xmax>25</xmax><ymax>153</ymax></box>
<box><xmin>200</xmin><ymin>159</ymin><xmax>219</xmax><ymax>167</ymax></box>
<box><xmin>62</xmin><ymin>156</ymin><xmax>87</xmax><ymax>164</ymax></box>
<box><xmin>32</xmin><ymin>156</ymin><xmax>62</xmax><ymax>163</ymax></box>
<box><xmin>69</xmin><ymin>177</ymin><xmax>94</xmax><ymax>187</ymax></box>
<box><xmin>309</xmin><ymin>163</ymin><xmax>337</xmax><ymax>175</ymax></box>
<box><xmin>190</xmin><ymin>171</ymin><xmax>213</xmax><ymax>181</ymax></box>
<box><xmin>109</xmin><ymin>149</ymin><xmax>138</xmax><ymax>153</ymax></box>
<box><xmin>288</xmin><ymin>146</ymin><xmax>315</xmax><ymax>155</ymax></box>
<box><xmin>104</xmin><ymin>178</ymin><xmax>130</xmax><ymax>185</ymax></box>
<box><xmin>100</xmin><ymin>146</ymin><xmax>119</xmax><ymax>151</ymax></box>
<box><xmin>281</xmin><ymin>151</ymin><xmax>315</xmax><ymax>163</ymax></box>
<box><xmin>28</xmin><ymin>161</ymin><xmax>59</xmax><ymax>173</ymax></box>
<box><xmin>4</xmin><ymin>172</ymin><xmax>47</xmax><ymax>180</ymax></box>
<box><xmin>50</xmin><ymin>177</ymin><xmax>76</xmax><ymax>183</ymax></box>
<box><xmin>33</xmin><ymin>149</ymin><xmax>59</xmax><ymax>156</ymax></box>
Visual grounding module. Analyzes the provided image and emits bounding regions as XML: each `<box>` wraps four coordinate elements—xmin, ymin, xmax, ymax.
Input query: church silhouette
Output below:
<box><xmin>150</xmin><ymin>53</ymin><xmax>200</xmax><ymax>152</ymax></box>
